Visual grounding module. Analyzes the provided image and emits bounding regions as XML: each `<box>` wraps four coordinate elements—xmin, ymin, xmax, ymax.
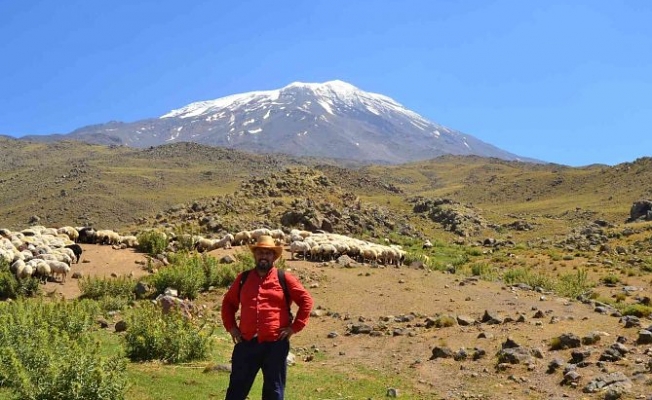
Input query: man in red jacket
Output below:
<box><xmin>221</xmin><ymin>235</ymin><xmax>313</xmax><ymax>400</ymax></box>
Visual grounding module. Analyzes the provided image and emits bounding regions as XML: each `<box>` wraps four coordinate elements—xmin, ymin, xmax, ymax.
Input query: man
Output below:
<box><xmin>221</xmin><ymin>235</ymin><xmax>313</xmax><ymax>400</ymax></box>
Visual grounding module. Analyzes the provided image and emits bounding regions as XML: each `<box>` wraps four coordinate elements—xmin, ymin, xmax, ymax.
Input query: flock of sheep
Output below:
<box><xmin>195</xmin><ymin>228</ymin><xmax>408</xmax><ymax>266</ymax></box>
<box><xmin>0</xmin><ymin>224</ymin><xmax>410</xmax><ymax>287</ymax></box>
<box><xmin>0</xmin><ymin>225</ymin><xmax>138</xmax><ymax>285</ymax></box>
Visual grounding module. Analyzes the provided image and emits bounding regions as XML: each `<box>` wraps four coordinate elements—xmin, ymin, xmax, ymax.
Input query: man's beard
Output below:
<box><xmin>256</xmin><ymin>259</ymin><xmax>272</xmax><ymax>273</ymax></box>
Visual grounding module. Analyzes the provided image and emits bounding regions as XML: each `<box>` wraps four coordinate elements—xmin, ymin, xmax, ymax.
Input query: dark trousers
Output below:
<box><xmin>225</xmin><ymin>338</ymin><xmax>290</xmax><ymax>400</ymax></box>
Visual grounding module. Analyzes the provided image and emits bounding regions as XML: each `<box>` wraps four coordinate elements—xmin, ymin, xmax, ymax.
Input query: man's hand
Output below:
<box><xmin>229</xmin><ymin>327</ymin><xmax>243</xmax><ymax>344</ymax></box>
<box><xmin>278</xmin><ymin>327</ymin><xmax>294</xmax><ymax>341</ymax></box>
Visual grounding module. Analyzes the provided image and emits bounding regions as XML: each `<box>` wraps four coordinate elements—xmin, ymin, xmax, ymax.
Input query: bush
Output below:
<box><xmin>621</xmin><ymin>304</ymin><xmax>652</xmax><ymax>318</ymax></box>
<box><xmin>0</xmin><ymin>269</ymin><xmax>20</xmax><ymax>300</ymax></box>
<box><xmin>0</xmin><ymin>259</ymin><xmax>41</xmax><ymax>299</ymax></box>
<box><xmin>502</xmin><ymin>267</ymin><xmax>554</xmax><ymax>291</ymax></box>
<box><xmin>600</xmin><ymin>274</ymin><xmax>620</xmax><ymax>285</ymax></box>
<box><xmin>147</xmin><ymin>252</ymin><xmax>252</xmax><ymax>299</ymax></box>
<box><xmin>137</xmin><ymin>230</ymin><xmax>168</xmax><ymax>255</ymax></box>
<box><xmin>556</xmin><ymin>269</ymin><xmax>593</xmax><ymax>299</ymax></box>
<box><xmin>124</xmin><ymin>303</ymin><xmax>214</xmax><ymax>363</ymax></box>
<box><xmin>146</xmin><ymin>253</ymin><xmax>207</xmax><ymax>300</ymax></box>
<box><xmin>0</xmin><ymin>299</ymin><xmax>126</xmax><ymax>400</ymax></box>
<box><xmin>79</xmin><ymin>276</ymin><xmax>137</xmax><ymax>300</ymax></box>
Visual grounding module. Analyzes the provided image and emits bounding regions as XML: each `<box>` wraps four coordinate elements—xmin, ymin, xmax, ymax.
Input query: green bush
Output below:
<box><xmin>79</xmin><ymin>276</ymin><xmax>137</xmax><ymax>300</ymax></box>
<box><xmin>147</xmin><ymin>252</ymin><xmax>252</xmax><ymax>299</ymax></box>
<box><xmin>621</xmin><ymin>304</ymin><xmax>652</xmax><ymax>318</ymax></box>
<box><xmin>502</xmin><ymin>267</ymin><xmax>554</xmax><ymax>291</ymax></box>
<box><xmin>556</xmin><ymin>269</ymin><xmax>593</xmax><ymax>299</ymax></box>
<box><xmin>137</xmin><ymin>230</ymin><xmax>169</xmax><ymax>255</ymax></box>
<box><xmin>0</xmin><ymin>269</ymin><xmax>20</xmax><ymax>300</ymax></box>
<box><xmin>600</xmin><ymin>274</ymin><xmax>621</xmax><ymax>285</ymax></box>
<box><xmin>0</xmin><ymin>299</ymin><xmax>126</xmax><ymax>400</ymax></box>
<box><xmin>470</xmin><ymin>262</ymin><xmax>498</xmax><ymax>281</ymax></box>
<box><xmin>146</xmin><ymin>253</ymin><xmax>206</xmax><ymax>300</ymax></box>
<box><xmin>0</xmin><ymin>260</ymin><xmax>41</xmax><ymax>300</ymax></box>
<box><xmin>124</xmin><ymin>303</ymin><xmax>214</xmax><ymax>363</ymax></box>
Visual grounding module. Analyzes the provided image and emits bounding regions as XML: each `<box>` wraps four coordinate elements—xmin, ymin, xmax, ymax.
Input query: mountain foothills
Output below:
<box><xmin>1</xmin><ymin>136</ymin><xmax>651</xmax><ymax>239</ymax></box>
<box><xmin>18</xmin><ymin>80</ymin><xmax>532</xmax><ymax>164</ymax></box>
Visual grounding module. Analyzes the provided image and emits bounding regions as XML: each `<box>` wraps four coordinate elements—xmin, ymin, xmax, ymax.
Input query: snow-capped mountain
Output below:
<box><xmin>22</xmin><ymin>80</ymin><xmax>531</xmax><ymax>164</ymax></box>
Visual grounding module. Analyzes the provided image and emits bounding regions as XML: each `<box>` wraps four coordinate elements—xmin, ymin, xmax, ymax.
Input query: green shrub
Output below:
<box><xmin>470</xmin><ymin>262</ymin><xmax>498</xmax><ymax>280</ymax></box>
<box><xmin>502</xmin><ymin>267</ymin><xmax>554</xmax><ymax>291</ymax></box>
<box><xmin>137</xmin><ymin>230</ymin><xmax>169</xmax><ymax>255</ymax></box>
<box><xmin>79</xmin><ymin>276</ymin><xmax>137</xmax><ymax>300</ymax></box>
<box><xmin>0</xmin><ymin>259</ymin><xmax>41</xmax><ymax>299</ymax></box>
<box><xmin>600</xmin><ymin>274</ymin><xmax>620</xmax><ymax>285</ymax></box>
<box><xmin>621</xmin><ymin>304</ymin><xmax>652</xmax><ymax>318</ymax></box>
<box><xmin>147</xmin><ymin>256</ymin><xmax>205</xmax><ymax>300</ymax></box>
<box><xmin>556</xmin><ymin>269</ymin><xmax>593</xmax><ymax>299</ymax></box>
<box><xmin>124</xmin><ymin>303</ymin><xmax>214</xmax><ymax>363</ymax></box>
<box><xmin>0</xmin><ymin>299</ymin><xmax>126</xmax><ymax>400</ymax></box>
<box><xmin>97</xmin><ymin>295</ymin><xmax>133</xmax><ymax>314</ymax></box>
<box><xmin>0</xmin><ymin>269</ymin><xmax>20</xmax><ymax>300</ymax></box>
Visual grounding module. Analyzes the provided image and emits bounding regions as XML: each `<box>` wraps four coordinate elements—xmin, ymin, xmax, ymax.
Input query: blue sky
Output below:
<box><xmin>1</xmin><ymin>1</ymin><xmax>650</xmax><ymax>166</ymax></box>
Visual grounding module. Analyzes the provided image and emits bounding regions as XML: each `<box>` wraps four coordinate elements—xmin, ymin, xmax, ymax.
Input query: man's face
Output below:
<box><xmin>254</xmin><ymin>248</ymin><xmax>276</xmax><ymax>272</ymax></box>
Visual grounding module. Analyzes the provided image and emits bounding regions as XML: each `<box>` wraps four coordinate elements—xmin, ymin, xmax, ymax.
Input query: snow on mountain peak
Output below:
<box><xmin>160</xmin><ymin>80</ymin><xmax>424</xmax><ymax>123</ymax></box>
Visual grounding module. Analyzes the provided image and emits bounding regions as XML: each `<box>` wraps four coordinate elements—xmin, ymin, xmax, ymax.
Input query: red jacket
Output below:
<box><xmin>221</xmin><ymin>267</ymin><xmax>313</xmax><ymax>342</ymax></box>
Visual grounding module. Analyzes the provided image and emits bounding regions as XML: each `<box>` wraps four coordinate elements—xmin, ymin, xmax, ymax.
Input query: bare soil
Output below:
<box><xmin>53</xmin><ymin>244</ymin><xmax>652</xmax><ymax>399</ymax></box>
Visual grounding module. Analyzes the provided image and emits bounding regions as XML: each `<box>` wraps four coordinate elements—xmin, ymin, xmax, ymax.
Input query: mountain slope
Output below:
<box><xmin>21</xmin><ymin>81</ymin><xmax>534</xmax><ymax>164</ymax></box>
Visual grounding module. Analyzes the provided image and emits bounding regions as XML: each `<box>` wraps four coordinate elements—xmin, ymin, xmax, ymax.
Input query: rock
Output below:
<box><xmin>551</xmin><ymin>333</ymin><xmax>581</xmax><ymax>350</ymax></box>
<box><xmin>350</xmin><ymin>324</ymin><xmax>372</xmax><ymax>335</ymax></box>
<box><xmin>71</xmin><ymin>271</ymin><xmax>83</xmax><ymax>279</ymax></box>
<box><xmin>582</xmin><ymin>331</ymin><xmax>603</xmax><ymax>345</ymax></box>
<box><xmin>430</xmin><ymin>346</ymin><xmax>453</xmax><ymax>360</ymax></box>
<box><xmin>582</xmin><ymin>372</ymin><xmax>632</xmax><ymax>395</ymax></box>
<box><xmin>497</xmin><ymin>347</ymin><xmax>533</xmax><ymax>364</ymax></box>
<box><xmin>114</xmin><ymin>320</ymin><xmax>128</xmax><ymax>332</ymax></box>
<box><xmin>636</xmin><ymin>329</ymin><xmax>652</xmax><ymax>344</ymax></box>
<box><xmin>456</xmin><ymin>315</ymin><xmax>476</xmax><ymax>326</ymax></box>
<box><xmin>219</xmin><ymin>255</ymin><xmax>236</xmax><ymax>264</ymax></box>
<box><xmin>135</xmin><ymin>281</ymin><xmax>150</xmax><ymax>297</ymax></box>
<box><xmin>481</xmin><ymin>310</ymin><xmax>503</xmax><ymax>324</ymax></box>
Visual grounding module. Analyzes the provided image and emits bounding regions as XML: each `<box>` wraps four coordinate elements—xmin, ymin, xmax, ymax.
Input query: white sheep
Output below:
<box><xmin>195</xmin><ymin>238</ymin><xmax>214</xmax><ymax>253</ymax></box>
<box><xmin>250</xmin><ymin>228</ymin><xmax>272</xmax><ymax>243</ymax></box>
<box><xmin>269</xmin><ymin>229</ymin><xmax>286</xmax><ymax>244</ymax></box>
<box><xmin>57</xmin><ymin>226</ymin><xmax>79</xmax><ymax>242</ymax></box>
<box><xmin>213</xmin><ymin>234</ymin><xmax>234</xmax><ymax>250</ymax></box>
<box><xmin>233</xmin><ymin>231</ymin><xmax>252</xmax><ymax>246</ymax></box>
<box><xmin>120</xmin><ymin>235</ymin><xmax>139</xmax><ymax>248</ymax></box>
<box><xmin>95</xmin><ymin>230</ymin><xmax>121</xmax><ymax>245</ymax></box>
<box><xmin>289</xmin><ymin>240</ymin><xmax>311</xmax><ymax>260</ymax></box>
<box><xmin>46</xmin><ymin>260</ymin><xmax>71</xmax><ymax>283</ymax></box>
<box><xmin>31</xmin><ymin>259</ymin><xmax>51</xmax><ymax>284</ymax></box>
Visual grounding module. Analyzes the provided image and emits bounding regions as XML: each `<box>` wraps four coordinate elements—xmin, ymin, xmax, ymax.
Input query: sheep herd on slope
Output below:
<box><xmin>0</xmin><ymin>224</ymin><xmax>412</xmax><ymax>286</ymax></box>
<box><xmin>0</xmin><ymin>225</ymin><xmax>139</xmax><ymax>285</ymax></box>
<box><xmin>193</xmin><ymin>228</ymin><xmax>408</xmax><ymax>266</ymax></box>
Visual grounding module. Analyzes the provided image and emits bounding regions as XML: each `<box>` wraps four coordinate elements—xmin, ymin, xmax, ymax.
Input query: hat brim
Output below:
<box><xmin>249</xmin><ymin>244</ymin><xmax>283</xmax><ymax>260</ymax></box>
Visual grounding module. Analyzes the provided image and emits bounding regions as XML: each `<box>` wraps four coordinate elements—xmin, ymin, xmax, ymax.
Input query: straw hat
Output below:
<box><xmin>249</xmin><ymin>235</ymin><xmax>283</xmax><ymax>260</ymax></box>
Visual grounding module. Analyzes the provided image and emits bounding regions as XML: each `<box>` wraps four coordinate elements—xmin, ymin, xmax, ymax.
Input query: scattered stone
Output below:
<box><xmin>219</xmin><ymin>255</ymin><xmax>235</xmax><ymax>264</ymax></box>
<box><xmin>114</xmin><ymin>320</ymin><xmax>128</xmax><ymax>332</ymax></box>
<box><xmin>636</xmin><ymin>329</ymin><xmax>652</xmax><ymax>345</ymax></box>
<box><xmin>430</xmin><ymin>346</ymin><xmax>453</xmax><ymax>360</ymax></box>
